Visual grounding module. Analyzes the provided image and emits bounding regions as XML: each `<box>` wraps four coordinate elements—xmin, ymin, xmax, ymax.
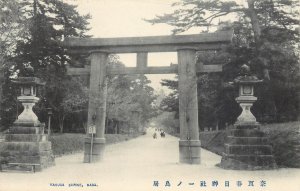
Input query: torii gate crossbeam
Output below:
<box><xmin>64</xmin><ymin>31</ymin><xmax>232</xmax><ymax>164</ymax></box>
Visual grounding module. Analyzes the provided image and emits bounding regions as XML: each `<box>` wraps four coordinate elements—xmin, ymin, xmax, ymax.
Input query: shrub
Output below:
<box><xmin>49</xmin><ymin>132</ymin><xmax>143</xmax><ymax>156</ymax></box>
<box><xmin>49</xmin><ymin>133</ymin><xmax>85</xmax><ymax>156</ymax></box>
<box><xmin>261</xmin><ymin>122</ymin><xmax>300</xmax><ymax>168</ymax></box>
<box><xmin>200</xmin><ymin>131</ymin><xmax>226</xmax><ymax>155</ymax></box>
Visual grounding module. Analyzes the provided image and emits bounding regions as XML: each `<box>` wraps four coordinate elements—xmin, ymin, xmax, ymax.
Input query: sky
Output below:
<box><xmin>67</xmin><ymin>0</ymin><xmax>183</xmax><ymax>38</ymax></box>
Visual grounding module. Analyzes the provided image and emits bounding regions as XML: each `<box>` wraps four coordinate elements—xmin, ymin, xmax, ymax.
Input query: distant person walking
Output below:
<box><xmin>153</xmin><ymin>132</ymin><xmax>157</xmax><ymax>139</ymax></box>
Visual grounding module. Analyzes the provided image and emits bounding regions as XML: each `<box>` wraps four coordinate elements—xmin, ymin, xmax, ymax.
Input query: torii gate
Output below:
<box><xmin>64</xmin><ymin>31</ymin><xmax>232</xmax><ymax>164</ymax></box>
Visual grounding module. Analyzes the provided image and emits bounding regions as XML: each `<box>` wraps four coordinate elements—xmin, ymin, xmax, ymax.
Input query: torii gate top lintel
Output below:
<box><xmin>65</xmin><ymin>31</ymin><xmax>233</xmax><ymax>75</ymax></box>
<box><xmin>64</xmin><ymin>30</ymin><xmax>233</xmax><ymax>53</ymax></box>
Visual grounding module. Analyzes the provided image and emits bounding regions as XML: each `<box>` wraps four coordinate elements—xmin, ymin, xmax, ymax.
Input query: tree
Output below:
<box><xmin>0</xmin><ymin>1</ymin><xmax>29</xmax><ymax>124</ymax></box>
<box><xmin>0</xmin><ymin>0</ymin><xmax>28</xmax><ymax>64</ymax></box>
<box><xmin>0</xmin><ymin>0</ymin><xmax>91</xmax><ymax>131</ymax></box>
<box><xmin>148</xmin><ymin>0</ymin><xmax>299</xmax><ymax>82</ymax></box>
<box><xmin>51</xmin><ymin>77</ymin><xmax>88</xmax><ymax>133</ymax></box>
<box><xmin>159</xmin><ymin>78</ymin><xmax>179</xmax><ymax>117</ymax></box>
<box><xmin>158</xmin><ymin>51</ymin><xmax>239</xmax><ymax>130</ymax></box>
<box><xmin>147</xmin><ymin>0</ymin><xmax>300</xmax><ymax>123</ymax></box>
<box><xmin>0</xmin><ymin>76</ymin><xmax>19</xmax><ymax>130</ymax></box>
<box><xmin>130</xmin><ymin>75</ymin><xmax>158</xmax><ymax>125</ymax></box>
<box><xmin>105</xmin><ymin>56</ymin><xmax>158</xmax><ymax>134</ymax></box>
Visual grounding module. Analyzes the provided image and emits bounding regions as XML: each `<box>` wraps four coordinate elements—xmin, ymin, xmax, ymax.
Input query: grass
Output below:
<box><xmin>260</xmin><ymin>122</ymin><xmax>300</xmax><ymax>168</ymax></box>
<box><xmin>49</xmin><ymin>133</ymin><xmax>85</xmax><ymax>156</ymax></box>
<box><xmin>199</xmin><ymin>131</ymin><xmax>227</xmax><ymax>155</ymax></box>
<box><xmin>260</xmin><ymin>121</ymin><xmax>300</xmax><ymax>132</ymax></box>
<box><xmin>49</xmin><ymin>133</ymin><xmax>143</xmax><ymax>157</ymax></box>
<box><xmin>0</xmin><ymin>132</ymin><xmax>4</xmax><ymax>142</ymax></box>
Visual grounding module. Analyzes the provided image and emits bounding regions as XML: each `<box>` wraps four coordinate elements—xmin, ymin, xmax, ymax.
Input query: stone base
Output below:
<box><xmin>179</xmin><ymin>140</ymin><xmax>201</xmax><ymax>164</ymax></box>
<box><xmin>219</xmin><ymin>124</ymin><xmax>277</xmax><ymax>170</ymax></box>
<box><xmin>83</xmin><ymin>137</ymin><xmax>105</xmax><ymax>163</ymax></box>
<box><xmin>0</xmin><ymin>125</ymin><xmax>55</xmax><ymax>172</ymax></box>
<box><xmin>13</xmin><ymin>121</ymin><xmax>42</xmax><ymax>127</ymax></box>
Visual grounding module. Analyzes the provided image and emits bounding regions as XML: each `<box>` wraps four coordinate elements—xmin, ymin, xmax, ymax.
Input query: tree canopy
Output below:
<box><xmin>149</xmin><ymin>0</ymin><xmax>300</xmax><ymax>129</ymax></box>
<box><xmin>106</xmin><ymin>56</ymin><xmax>158</xmax><ymax>133</ymax></box>
<box><xmin>0</xmin><ymin>0</ymin><xmax>159</xmax><ymax>133</ymax></box>
<box><xmin>0</xmin><ymin>0</ymin><xmax>91</xmax><ymax>131</ymax></box>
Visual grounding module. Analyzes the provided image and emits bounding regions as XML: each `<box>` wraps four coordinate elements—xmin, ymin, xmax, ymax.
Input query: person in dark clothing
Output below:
<box><xmin>153</xmin><ymin>132</ymin><xmax>157</xmax><ymax>139</ymax></box>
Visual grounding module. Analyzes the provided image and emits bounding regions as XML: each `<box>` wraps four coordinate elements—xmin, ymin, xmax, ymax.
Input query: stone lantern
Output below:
<box><xmin>234</xmin><ymin>64</ymin><xmax>262</xmax><ymax>125</ymax></box>
<box><xmin>12</xmin><ymin>77</ymin><xmax>45</xmax><ymax>127</ymax></box>
<box><xmin>219</xmin><ymin>64</ymin><xmax>277</xmax><ymax>170</ymax></box>
<box><xmin>0</xmin><ymin>71</ymin><xmax>55</xmax><ymax>172</ymax></box>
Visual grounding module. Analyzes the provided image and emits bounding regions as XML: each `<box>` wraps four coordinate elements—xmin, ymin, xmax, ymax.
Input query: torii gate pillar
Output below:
<box><xmin>83</xmin><ymin>51</ymin><xmax>108</xmax><ymax>163</ymax></box>
<box><xmin>178</xmin><ymin>49</ymin><xmax>201</xmax><ymax>164</ymax></box>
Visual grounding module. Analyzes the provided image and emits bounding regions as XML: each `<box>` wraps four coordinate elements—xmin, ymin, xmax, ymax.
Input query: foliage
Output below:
<box><xmin>0</xmin><ymin>77</ymin><xmax>19</xmax><ymax>130</ymax></box>
<box><xmin>0</xmin><ymin>0</ymin><xmax>28</xmax><ymax>63</ymax></box>
<box><xmin>147</xmin><ymin>0</ymin><xmax>299</xmax><ymax>37</ymax></box>
<box><xmin>0</xmin><ymin>0</ymin><xmax>91</xmax><ymax>131</ymax></box>
<box><xmin>159</xmin><ymin>78</ymin><xmax>179</xmax><ymax>117</ymax></box>
<box><xmin>154</xmin><ymin>111</ymin><xmax>180</xmax><ymax>135</ymax></box>
<box><xmin>12</xmin><ymin>0</ymin><xmax>91</xmax><ymax>73</ymax></box>
<box><xmin>0</xmin><ymin>0</ymin><xmax>28</xmax><ymax>129</ymax></box>
<box><xmin>106</xmin><ymin>57</ymin><xmax>158</xmax><ymax>133</ymax></box>
<box><xmin>158</xmin><ymin>51</ymin><xmax>241</xmax><ymax>130</ymax></box>
<box><xmin>146</xmin><ymin>0</ymin><xmax>242</xmax><ymax>34</ymax></box>
<box><xmin>49</xmin><ymin>133</ymin><xmax>143</xmax><ymax>156</ymax></box>
<box><xmin>149</xmin><ymin>0</ymin><xmax>300</xmax><ymax>126</ymax></box>
<box><xmin>46</xmin><ymin>76</ymin><xmax>89</xmax><ymax>133</ymax></box>
<box><xmin>199</xmin><ymin>131</ymin><xmax>226</xmax><ymax>155</ymax></box>
<box><xmin>261</xmin><ymin>121</ymin><xmax>300</xmax><ymax>168</ymax></box>
<box><xmin>49</xmin><ymin>133</ymin><xmax>85</xmax><ymax>156</ymax></box>
<box><xmin>0</xmin><ymin>0</ymin><xmax>158</xmax><ymax>133</ymax></box>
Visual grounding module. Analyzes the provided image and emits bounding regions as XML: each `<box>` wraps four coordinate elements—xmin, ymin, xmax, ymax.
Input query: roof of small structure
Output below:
<box><xmin>233</xmin><ymin>64</ymin><xmax>263</xmax><ymax>84</ymax></box>
<box><xmin>234</xmin><ymin>75</ymin><xmax>263</xmax><ymax>84</ymax></box>
<box><xmin>11</xmin><ymin>77</ymin><xmax>45</xmax><ymax>85</ymax></box>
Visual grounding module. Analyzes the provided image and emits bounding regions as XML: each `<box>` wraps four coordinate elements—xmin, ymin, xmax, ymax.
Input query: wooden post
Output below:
<box><xmin>84</xmin><ymin>51</ymin><xmax>108</xmax><ymax>163</ymax></box>
<box><xmin>177</xmin><ymin>49</ymin><xmax>201</xmax><ymax>164</ymax></box>
<box><xmin>47</xmin><ymin>115</ymin><xmax>51</xmax><ymax>136</ymax></box>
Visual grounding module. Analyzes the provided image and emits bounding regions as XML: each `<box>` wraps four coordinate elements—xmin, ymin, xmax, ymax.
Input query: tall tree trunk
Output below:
<box><xmin>82</xmin><ymin>121</ymin><xmax>87</xmax><ymax>134</ymax></box>
<box><xmin>33</xmin><ymin>0</ymin><xmax>37</xmax><ymax>16</ymax></box>
<box><xmin>247</xmin><ymin>0</ymin><xmax>270</xmax><ymax>81</ymax></box>
<box><xmin>298</xmin><ymin>49</ymin><xmax>300</xmax><ymax>121</ymax></box>
<box><xmin>299</xmin><ymin>63</ymin><xmax>300</xmax><ymax>121</ymax></box>
<box><xmin>117</xmin><ymin>123</ymin><xmax>120</xmax><ymax>134</ymax></box>
<box><xmin>59</xmin><ymin>115</ymin><xmax>65</xmax><ymax>133</ymax></box>
<box><xmin>247</xmin><ymin>0</ymin><xmax>261</xmax><ymax>43</ymax></box>
<box><xmin>247</xmin><ymin>0</ymin><xmax>277</xmax><ymax>121</ymax></box>
<box><xmin>114</xmin><ymin>122</ymin><xmax>118</xmax><ymax>134</ymax></box>
<box><xmin>0</xmin><ymin>62</ymin><xmax>3</xmax><ymax>104</ymax></box>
